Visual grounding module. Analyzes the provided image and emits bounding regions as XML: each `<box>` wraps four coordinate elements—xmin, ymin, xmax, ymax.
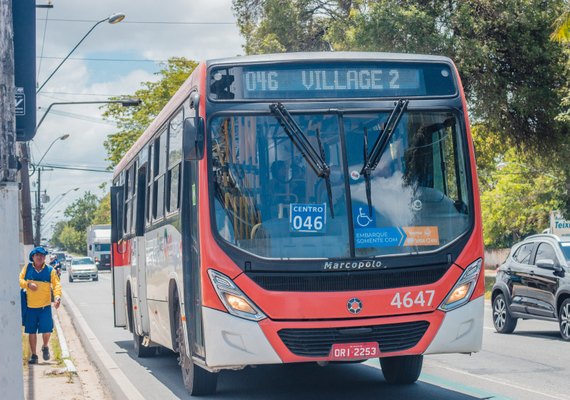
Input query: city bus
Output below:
<box><xmin>110</xmin><ymin>52</ymin><xmax>484</xmax><ymax>396</ymax></box>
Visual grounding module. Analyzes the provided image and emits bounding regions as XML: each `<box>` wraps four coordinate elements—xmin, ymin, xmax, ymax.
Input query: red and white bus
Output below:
<box><xmin>111</xmin><ymin>52</ymin><xmax>484</xmax><ymax>396</ymax></box>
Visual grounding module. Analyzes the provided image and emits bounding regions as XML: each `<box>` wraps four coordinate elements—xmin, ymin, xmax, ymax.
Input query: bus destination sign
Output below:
<box><xmin>209</xmin><ymin>62</ymin><xmax>456</xmax><ymax>100</ymax></box>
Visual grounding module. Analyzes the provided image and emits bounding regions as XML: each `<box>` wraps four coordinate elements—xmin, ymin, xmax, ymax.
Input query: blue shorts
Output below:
<box><xmin>24</xmin><ymin>306</ymin><xmax>53</xmax><ymax>334</ymax></box>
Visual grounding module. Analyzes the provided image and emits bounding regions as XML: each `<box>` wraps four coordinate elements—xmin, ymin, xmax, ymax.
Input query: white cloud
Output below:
<box><xmin>32</xmin><ymin>0</ymin><xmax>244</xmax><ymax>237</ymax></box>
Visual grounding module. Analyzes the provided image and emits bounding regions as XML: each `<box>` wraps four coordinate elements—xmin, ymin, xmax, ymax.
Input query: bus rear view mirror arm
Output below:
<box><xmin>184</xmin><ymin>116</ymin><xmax>204</xmax><ymax>160</ymax></box>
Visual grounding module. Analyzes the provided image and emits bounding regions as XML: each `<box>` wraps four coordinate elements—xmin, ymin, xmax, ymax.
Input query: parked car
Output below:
<box><xmin>68</xmin><ymin>257</ymin><xmax>98</xmax><ymax>282</ymax></box>
<box><xmin>491</xmin><ymin>234</ymin><xmax>570</xmax><ymax>341</ymax></box>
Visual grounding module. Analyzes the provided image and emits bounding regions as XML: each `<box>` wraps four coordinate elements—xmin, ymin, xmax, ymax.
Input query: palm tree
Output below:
<box><xmin>552</xmin><ymin>8</ymin><xmax>570</xmax><ymax>43</ymax></box>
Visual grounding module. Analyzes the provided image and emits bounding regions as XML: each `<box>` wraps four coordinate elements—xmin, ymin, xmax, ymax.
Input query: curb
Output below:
<box><xmin>61</xmin><ymin>289</ymin><xmax>146</xmax><ymax>400</ymax></box>
<box><xmin>52</xmin><ymin>306</ymin><xmax>77</xmax><ymax>374</ymax></box>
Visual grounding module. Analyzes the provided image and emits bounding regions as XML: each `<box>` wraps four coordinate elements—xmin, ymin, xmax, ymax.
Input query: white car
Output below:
<box><xmin>68</xmin><ymin>257</ymin><xmax>98</xmax><ymax>282</ymax></box>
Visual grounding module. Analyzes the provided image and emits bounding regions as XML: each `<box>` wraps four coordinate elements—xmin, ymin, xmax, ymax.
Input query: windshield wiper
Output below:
<box><xmin>360</xmin><ymin>99</ymin><xmax>409</xmax><ymax>215</ymax></box>
<box><xmin>269</xmin><ymin>103</ymin><xmax>335</xmax><ymax>217</ymax></box>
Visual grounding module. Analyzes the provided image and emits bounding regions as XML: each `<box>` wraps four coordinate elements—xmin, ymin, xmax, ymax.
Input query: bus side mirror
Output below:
<box><xmin>184</xmin><ymin>92</ymin><xmax>204</xmax><ymax>160</ymax></box>
<box><xmin>183</xmin><ymin>117</ymin><xmax>204</xmax><ymax>160</ymax></box>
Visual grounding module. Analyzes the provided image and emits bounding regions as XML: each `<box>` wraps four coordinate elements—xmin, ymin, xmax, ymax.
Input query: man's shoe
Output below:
<box><xmin>41</xmin><ymin>346</ymin><xmax>50</xmax><ymax>361</ymax></box>
<box><xmin>29</xmin><ymin>354</ymin><xmax>38</xmax><ymax>364</ymax></box>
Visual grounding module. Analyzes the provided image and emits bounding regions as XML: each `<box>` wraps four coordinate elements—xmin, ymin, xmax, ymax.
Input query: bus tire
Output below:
<box><xmin>380</xmin><ymin>355</ymin><xmax>423</xmax><ymax>384</ymax></box>
<box><xmin>176</xmin><ymin>309</ymin><xmax>217</xmax><ymax>395</ymax></box>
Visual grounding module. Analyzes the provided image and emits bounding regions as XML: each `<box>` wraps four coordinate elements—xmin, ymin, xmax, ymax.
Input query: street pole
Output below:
<box><xmin>34</xmin><ymin>167</ymin><xmax>42</xmax><ymax>245</ymax></box>
<box><xmin>19</xmin><ymin>142</ymin><xmax>33</xmax><ymax>246</ymax></box>
<box><xmin>0</xmin><ymin>0</ymin><xmax>25</xmax><ymax>397</ymax></box>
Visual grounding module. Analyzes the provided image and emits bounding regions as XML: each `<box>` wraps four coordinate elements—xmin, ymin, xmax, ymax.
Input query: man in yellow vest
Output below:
<box><xmin>19</xmin><ymin>247</ymin><xmax>62</xmax><ymax>364</ymax></box>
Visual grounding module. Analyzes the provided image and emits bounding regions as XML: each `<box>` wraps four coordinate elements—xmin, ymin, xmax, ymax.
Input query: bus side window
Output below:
<box><xmin>167</xmin><ymin>109</ymin><xmax>183</xmax><ymax>213</ymax></box>
<box><xmin>123</xmin><ymin>170</ymin><xmax>129</xmax><ymax>235</ymax></box>
<box><xmin>152</xmin><ymin>132</ymin><xmax>167</xmax><ymax>221</ymax></box>
<box><xmin>146</xmin><ymin>144</ymin><xmax>153</xmax><ymax>225</ymax></box>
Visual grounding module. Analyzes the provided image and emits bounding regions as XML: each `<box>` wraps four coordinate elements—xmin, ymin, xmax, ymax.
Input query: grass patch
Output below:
<box><xmin>22</xmin><ymin>327</ymin><xmax>30</xmax><ymax>366</ymax></box>
<box><xmin>50</xmin><ymin>330</ymin><xmax>64</xmax><ymax>367</ymax></box>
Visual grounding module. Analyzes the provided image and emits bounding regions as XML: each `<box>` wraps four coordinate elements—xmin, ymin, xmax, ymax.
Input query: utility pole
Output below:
<box><xmin>34</xmin><ymin>167</ymin><xmax>42</xmax><ymax>245</ymax></box>
<box><xmin>0</xmin><ymin>0</ymin><xmax>25</xmax><ymax>397</ymax></box>
<box><xmin>19</xmin><ymin>142</ymin><xmax>33</xmax><ymax>245</ymax></box>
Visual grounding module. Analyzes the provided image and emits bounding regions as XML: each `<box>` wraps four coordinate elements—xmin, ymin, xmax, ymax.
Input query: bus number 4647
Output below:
<box><xmin>390</xmin><ymin>290</ymin><xmax>435</xmax><ymax>309</ymax></box>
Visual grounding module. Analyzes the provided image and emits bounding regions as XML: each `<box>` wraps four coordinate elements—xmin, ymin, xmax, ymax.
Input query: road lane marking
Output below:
<box><xmin>420</xmin><ymin>373</ymin><xmax>511</xmax><ymax>400</ymax></box>
<box><xmin>364</xmin><ymin>360</ymin><xmax>506</xmax><ymax>399</ymax></box>
<box><xmin>425</xmin><ymin>362</ymin><xmax>569</xmax><ymax>400</ymax></box>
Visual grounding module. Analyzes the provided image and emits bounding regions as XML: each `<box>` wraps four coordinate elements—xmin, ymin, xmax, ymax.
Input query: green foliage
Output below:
<box><xmin>50</xmin><ymin>221</ymin><xmax>67</xmax><ymax>249</ymax></box>
<box><xmin>234</xmin><ymin>0</ymin><xmax>570</xmax><ymax>149</ymax></box>
<box><xmin>233</xmin><ymin>0</ymin><xmax>335</xmax><ymax>54</ymax></box>
<box><xmin>52</xmin><ymin>191</ymin><xmax>103</xmax><ymax>254</ymax></box>
<box><xmin>552</xmin><ymin>9</ymin><xmax>570</xmax><ymax>43</ymax></box>
<box><xmin>92</xmin><ymin>193</ymin><xmax>111</xmax><ymax>225</ymax></box>
<box><xmin>479</xmin><ymin>150</ymin><xmax>566</xmax><ymax>248</ymax></box>
<box><xmin>64</xmin><ymin>192</ymin><xmax>99</xmax><ymax>233</ymax></box>
<box><xmin>103</xmin><ymin>57</ymin><xmax>198</xmax><ymax>168</ymax></box>
<box><xmin>58</xmin><ymin>225</ymin><xmax>85</xmax><ymax>255</ymax></box>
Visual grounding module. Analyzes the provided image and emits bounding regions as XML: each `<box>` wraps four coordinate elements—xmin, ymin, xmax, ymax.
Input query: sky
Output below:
<box><xmin>32</xmin><ymin>0</ymin><xmax>244</xmax><ymax>238</ymax></box>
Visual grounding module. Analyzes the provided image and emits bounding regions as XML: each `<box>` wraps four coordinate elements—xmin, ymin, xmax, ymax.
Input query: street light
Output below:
<box><xmin>33</xmin><ymin>134</ymin><xmax>70</xmax><ymax>245</ymax></box>
<box><xmin>36</xmin><ymin>12</ymin><xmax>126</xmax><ymax>93</ymax></box>
<box><xmin>33</xmin><ymin>134</ymin><xmax>70</xmax><ymax>172</ymax></box>
<box><xmin>35</xmin><ymin>99</ymin><xmax>141</xmax><ymax>133</ymax></box>
<box><xmin>43</xmin><ymin>187</ymin><xmax>80</xmax><ymax>215</ymax></box>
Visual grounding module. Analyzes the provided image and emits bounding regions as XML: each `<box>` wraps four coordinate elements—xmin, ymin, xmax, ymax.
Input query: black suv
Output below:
<box><xmin>492</xmin><ymin>234</ymin><xmax>570</xmax><ymax>341</ymax></box>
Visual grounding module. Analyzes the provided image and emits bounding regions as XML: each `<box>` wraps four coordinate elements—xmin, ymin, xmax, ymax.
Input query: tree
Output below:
<box><xmin>233</xmin><ymin>0</ymin><xmax>570</xmax><ymax>150</ymax></box>
<box><xmin>58</xmin><ymin>225</ymin><xmax>84</xmax><ymax>254</ymax></box>
<box><xmin>92</xmin><ymin>193</ymin><xmax>110</xmax><ymax>225</ymax></box>
<box><xmin>103</xmin><ymin>57</ymin><xmax>197</xmax><ymax>168</ymax></box>
<box><xmin>233</xmin><ymin>0</ymin><xmax>336</xmax><ymax>54</ymax></box>
<box><xmin>50</xmin><ymin>220</ymin><xmax>67</xmax><ymax>249</ymax></box>
<box><xmin>64</xmin><ymin>191</ymin><xmax>99</xmax><ymax>233</ymax></box>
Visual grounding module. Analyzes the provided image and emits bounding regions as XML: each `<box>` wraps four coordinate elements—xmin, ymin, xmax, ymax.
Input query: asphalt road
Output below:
<box><xmin>61</xmin><ymin>271</ymin><xmax>570</xmax><ymax>400</ymax></box>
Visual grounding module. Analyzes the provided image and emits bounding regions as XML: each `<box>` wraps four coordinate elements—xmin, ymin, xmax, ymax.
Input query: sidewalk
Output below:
<box><xmin>22</xmin><ymin>300</ymin><xmax>112</xmax><ymax>400</ymax></box>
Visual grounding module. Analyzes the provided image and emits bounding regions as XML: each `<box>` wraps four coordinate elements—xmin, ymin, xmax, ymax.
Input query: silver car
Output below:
<box><xmin>68</xmin><ymin>257</ymin><xmax>98</xmax><ymax>282</ymax></box>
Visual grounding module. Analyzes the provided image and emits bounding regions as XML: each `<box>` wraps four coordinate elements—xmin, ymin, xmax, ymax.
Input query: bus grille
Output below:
<box><xmin>278</xmin><ymin>321</ymin><xmax>429</xmax><ymax>357</ymax></box>
<box><xmin>248</xmin><ymin>266</ymin><xmax>447</xmax><ymax>292</ymax></box>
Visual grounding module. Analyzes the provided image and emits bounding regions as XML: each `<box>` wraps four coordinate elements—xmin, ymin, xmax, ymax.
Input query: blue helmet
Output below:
<box><xmin>29</xmin><ymin>246</ymin><xmax>48</xmax><ymax>262</ymax></box>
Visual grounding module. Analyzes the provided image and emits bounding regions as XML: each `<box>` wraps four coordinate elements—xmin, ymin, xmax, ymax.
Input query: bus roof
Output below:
<box><xmin>206</xmin><ymin>51</ymin><xmax>454</xmax><ymax>68</ymax></box>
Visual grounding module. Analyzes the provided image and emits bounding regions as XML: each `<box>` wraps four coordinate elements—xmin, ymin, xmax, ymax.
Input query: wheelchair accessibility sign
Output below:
<box><xmin>353</xmin><ymin>206</ymin><xmax>376</xmax><ymax>228</ymax></box>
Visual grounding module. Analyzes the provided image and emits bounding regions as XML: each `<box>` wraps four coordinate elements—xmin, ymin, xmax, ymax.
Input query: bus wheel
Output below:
<box><xmin>176</xmin><ymin>312</ymin><xmax>217</xmax><ymax>395</ymax></box>
<box><xmin>380</xmin><ymin>355</ymin><xmax>423</xmax><ymax>384</ymax></box>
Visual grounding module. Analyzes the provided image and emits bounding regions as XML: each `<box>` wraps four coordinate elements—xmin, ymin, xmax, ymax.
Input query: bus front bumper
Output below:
<box><xmin>202</xmin><ymin>296</ymin><xmax>483</xmax><ymax>369</ymax></box>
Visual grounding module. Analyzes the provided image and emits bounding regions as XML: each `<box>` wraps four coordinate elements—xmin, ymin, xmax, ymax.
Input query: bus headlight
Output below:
<box><xmin>438</xmin><ymin>259</ymin><xmax>482</xmax><ymax>312</ymax></box>
<box><xmin>208</xmin><ymin>269</ymin><xmax>266</xmax><ymax>321</ymax></box>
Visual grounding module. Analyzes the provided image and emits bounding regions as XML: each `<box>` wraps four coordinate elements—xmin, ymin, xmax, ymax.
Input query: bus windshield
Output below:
<box><xmin>211</xmin><ymin>110</ymin><xmax>471</xmax><ymax>259</ymax></box>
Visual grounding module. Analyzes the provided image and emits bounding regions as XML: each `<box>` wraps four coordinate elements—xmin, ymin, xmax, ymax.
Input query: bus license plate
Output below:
<box><xmin>330</xmin><ymin>342</ymin><xmax>380</xmax><ymax>360</ymax></box>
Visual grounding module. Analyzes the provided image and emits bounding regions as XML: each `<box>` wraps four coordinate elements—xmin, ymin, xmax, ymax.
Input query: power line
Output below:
<box><xmin>39</xmin><ymin>91</ymin><xmax>122</xmax><ymax>97</ymax></box>
<box><xmin>37</xmin><ymin>8</ymin><xmax>51</xmax><ymax>81</ymax></box>
<box><xmin>42</xmin><ymin>18</ymin><xmax>235</xmax><ymax>25</ymax></box>
<box><xmin>37</xmin><ymin>55</ymin><xmax>165</xmax><ymax>63</ymax></box>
